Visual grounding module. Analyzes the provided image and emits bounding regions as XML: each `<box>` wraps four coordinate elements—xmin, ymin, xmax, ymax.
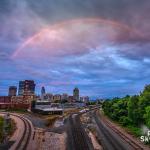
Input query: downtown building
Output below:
<box><xmin>10</xmin><ymin>80</ymin><xmax>36</xmax><ymax>109</ymax></box>
<box><xmin>41</xmin><ymin>86</ymin><xmax>46</xmax><ymax>99</ymax></box>
<box><xmin>61</xmin><ymin>93</ymin><xmax>68</xmax><ymax>102</ymax></box>
<box><xmin>18</xmin><ymin>80</ymin><xmax>36</xmax><ymax>96</ymax></box>
<box><xmin>80</xmin><ymin>96</ymin><xmax>90</xmax><ymax>103</ymax></box>
<box><xmin>73</xmin><ymin>87</ymin><xmax>79</xmax><ymax>101</ymax></box>
<box><xmin>0</xmin><ymin>80</ymin><xmax>36</xmax><ymax>110</ymax></box>
<box><xmin>53</xmin><ymin>94</ymin><xmax>61</xmax><ymax>102</ymax></box>
<box><xmin>40</xmin><ymin>93</ymin><xmax>53</xmax><ymax>102</ymax></box>
<box><xmin>8</xmin><ymin>86</ymin><xmax>17</xmax><ymax>96</ymax></box>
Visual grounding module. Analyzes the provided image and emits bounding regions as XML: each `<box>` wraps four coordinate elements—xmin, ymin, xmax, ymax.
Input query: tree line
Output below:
<box><xmin>102</xmin><ymin>84</ymin><xmax>150</xmax><ymax>135</ymax></box>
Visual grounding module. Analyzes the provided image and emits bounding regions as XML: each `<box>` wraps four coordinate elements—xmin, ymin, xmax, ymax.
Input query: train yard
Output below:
<box><xmin>93</xmin><ymin>110</ymin><xmax>149</xmax><ymax>150</ymax></box>
<box><xmin>0</xmin><ymin>107</ymin><xmax>149</xmax><ymax>150</ymax></box>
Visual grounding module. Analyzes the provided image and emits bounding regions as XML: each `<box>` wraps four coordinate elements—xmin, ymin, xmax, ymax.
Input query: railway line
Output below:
<box><xmin>0</xmin><ymin>112</ymin><xmax>32</xmax><ymax>150</ymax></box>
<box><xmin>93</xmin><ymin>110</ymin><xmax>147</xmax><ymax>150</ymax></box>
<box><xmin>14</xmin><ymin>114</ymin><xmax>32</xmax><ymax>150</ymax></box>
<box><xmin>67</xmin><ymin>113</ymin><xmax>94</xmax><ymax>150</ymax></box>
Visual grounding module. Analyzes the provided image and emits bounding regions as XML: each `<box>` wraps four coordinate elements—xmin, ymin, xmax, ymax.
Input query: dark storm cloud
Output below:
<box><xmin>26</xmin><ymin>0</ymin><xmax>150</xmax><ymax>35</ymax></box>
<box><xmin>0</xmin><ymin>0</ymin><xmax>150</xmax><ymax>98</ymax></box>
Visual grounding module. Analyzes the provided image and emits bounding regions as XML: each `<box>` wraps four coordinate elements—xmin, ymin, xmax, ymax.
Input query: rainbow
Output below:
<box><xmin>11</xmin><ymin>18</ymin><xmax>142</xmax><ymax>58</ymax></box>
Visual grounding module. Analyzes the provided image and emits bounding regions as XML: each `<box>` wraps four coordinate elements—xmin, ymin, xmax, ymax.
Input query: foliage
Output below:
<box><xmin>7</xmin><ymin>109</ymin><xmax>27</xmax><ymax>113</ymax></box>
<box><xmin>102</xmin><ymin>85</ymin><xmax>150</xmax><ymax>136</ymax></box>
<box><xmin>144</xmin><ymin>106</ymin><xmax>150</xmax><ymax>128</ymax></box>
<box><xmin>0</xmin><ymin>116</ymin><xmax>16</xmax><ymax>144</ymax></box>
<box><xmin>128</xmin><ymin>95</ymin><xmax>141</xmax><ymax>125</ymax></box>
<box><xmin>126</xmin><ymin>125</ymin><xmax>142</xmax><ymax>137</ymax></box>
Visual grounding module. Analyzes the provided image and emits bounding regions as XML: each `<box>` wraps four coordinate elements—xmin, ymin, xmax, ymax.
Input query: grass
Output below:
<box><xmin>7</xmin><ymin>109</ymin><xmax>28</xmax><ymax>114</ymax></box>
<box><xmin>125</xmin><ymin>125</ymin><xmax>142</xmax><ymax>137</ymax></box>
<box><xmin>0</xmin><ymin>116</ymin><xmax>16</xmax><ymax>143</ymax></box>
<box><xmin>8</xmin><ymin>119</ymin><xmax>16</xmax><ymax>137</ymax></box>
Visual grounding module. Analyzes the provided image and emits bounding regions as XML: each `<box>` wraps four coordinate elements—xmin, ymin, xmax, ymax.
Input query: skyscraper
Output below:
<box><xmin>8</xmin><ymin>86</ymin><xmax>17</xmax><ymax>96</ymax></box>
<box><xmin>18</xmin><ymin>81</ymin><xmax>24</xmax><ymax>95</ymax></box>
<box><xmin>41</xmin><ymin>86</ymin><xmax>46</xmax><ymax>99</ymax></box>
<box><xmin>73</xmin><ymin>87</ymin><xmax>79</xmax><ymax>101</ymax></box>
<box><xmin>18</xmin><ymin>80</ymin><xmax>35</xmax><ymax>96</ymax></box>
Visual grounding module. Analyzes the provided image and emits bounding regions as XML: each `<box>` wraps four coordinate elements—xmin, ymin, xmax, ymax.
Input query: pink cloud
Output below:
<box><xmin>12</xmin><ymin>18</ymin><xmax>141</xmax><ymax>60</ymax></box>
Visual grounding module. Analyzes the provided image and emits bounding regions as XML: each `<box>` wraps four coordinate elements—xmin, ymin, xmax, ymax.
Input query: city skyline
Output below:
<box><xmin>3</xmin><ymin>80</ymin><xmax>84</xmax><ymax>99</ymax></box>
<box><xmin>0</xmin><ymin>0</ymin><xmax>150</xmax><ymax>98</ymax></box>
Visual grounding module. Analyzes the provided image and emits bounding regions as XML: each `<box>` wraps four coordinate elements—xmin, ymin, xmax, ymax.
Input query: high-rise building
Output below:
<box><xmin>18</xmin><ymin>80</ymin><xmax>35</xmax><ymax>96</ymax></box>
<box><xmin>18</xmin><ymin>81</ymin><xmax>24</xmax><ymax>95</ymax></box>
<box><xmin>73</xmin><ymin>87</ymin><xmax>79</xmax><ymax>101</ymax></box>
<box><xmin>8</xmin><ymin>86</ymin><xmax>17</xmax><ymax>96</ymax></box>
<box><xmin>41</xmin><ymin>87</ymin><xmax>46</xmax><ymax>96</ymax></box>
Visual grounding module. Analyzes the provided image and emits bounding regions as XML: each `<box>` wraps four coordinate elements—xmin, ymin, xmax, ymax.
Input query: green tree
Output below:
<box><xmin>144</xmin><ymin>106</ymin><xmax>150</xmax><ymax>128</ymax></box>
<box><xmin>139</xmin><ymin>85</ymin><xmax>150</xmax><ymax>120</ymax></box>
<box><xmin>128</xmin><ymin>95</ymin><xmax>141</xmax><ymax>125</ymax></box>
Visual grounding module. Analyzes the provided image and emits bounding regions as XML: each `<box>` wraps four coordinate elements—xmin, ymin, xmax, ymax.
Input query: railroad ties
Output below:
<box><xmin>94</xmin><ymin>110</ymin><xmax>145</xmax><ymax>150</ymax></box>
<box><xmin>68</xmin><ymin>114</ymin><xmax>93</xmax><ymax>150</ymax></box>
<box><xmin>15</xmin><ymin>115</ymin><xmax>32</xmax><ymax>150</ymax></box>
<box><xmin>99</xmin><ymin>113</ymin><xmax>144</xmax><ymax>150</ymax></box>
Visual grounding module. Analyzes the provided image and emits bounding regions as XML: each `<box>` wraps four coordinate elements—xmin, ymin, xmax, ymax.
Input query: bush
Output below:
<box><xmin>119</xmin><ymin>116</ymin><xmax>132</xmax><ymax>126</ymax></box>
<box><xmin>126</xmin><ymin>125</ymin><xmax>141</xmax><ymax>137</ymax></box>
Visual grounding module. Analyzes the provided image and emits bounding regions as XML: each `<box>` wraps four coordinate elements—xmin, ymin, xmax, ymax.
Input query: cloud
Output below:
<box><xmin>0</xmin><ymin>0</ymin><xmax>150</xmax><ymax>97</ymax></box>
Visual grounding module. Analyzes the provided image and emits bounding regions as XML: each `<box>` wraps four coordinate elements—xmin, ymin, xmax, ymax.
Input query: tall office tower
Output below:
<box><xmin>18</xmin><ymin>81</ymin><xmax>24</xmax><ymax>95</ymax></box>
<box><xmin>73</xmin><ymin>87</ymin><xmax>79</xmax><ymax>101</ymax></box>
<box><xmin>18</xmin><ymin>80</ymin><xmax>36</xmax><ymax>96</ymax></box>
<box><xmin>8</xmin><ymin>86</ymin><xmax>17</xmax><ymax>96</ymax></box>
<box><xmin>41</xmin><ymin>86</ymin><xmax>46</xmax><ymax>99</ymax></box>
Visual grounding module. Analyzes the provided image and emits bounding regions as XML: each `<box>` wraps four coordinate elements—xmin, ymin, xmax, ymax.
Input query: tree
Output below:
<box><xmin>144</xmin><ymin>106</ymin><xmax>150</xmax><ymax>128</ymax></box>
<box><xmin>139</xmin><ymin>85</ymin><xmax>150</xmax><ymax>117</ymax></box>
<box><xmin>128</xmin><ymin>95</ymin><xmax>141</xmax><ymax>125</ymax></box>
<box><xmin>119</xmin><ymin>116</ymin><xmax>132</xmax><ymax>126</ymax></box>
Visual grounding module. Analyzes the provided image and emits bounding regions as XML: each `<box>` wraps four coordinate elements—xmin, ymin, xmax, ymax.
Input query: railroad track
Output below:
<box><xmin>0</xmin><ymin>112</ymin><xmax>32</xmax><ymax>150</ymax></box>
<box><xmin>93</xmin><ymin>110</ymin><xmax>127</xmax><ymax>150</ymax></box>
<box><xmin>14</xmin><ymin>114</ymin><xmax>32</xmax><ymax>150</ymax></box>
<box><xmin>94</xmin><ymin>110</ymin><xmax>145</xmax><ymax>150</ymax></box>
<box><xmin>68</xmin><ymin>114</ymin><xmax>94</xmax><ymax>150</ymax></box>
<box><xmin>97</xmin><ymin>110</ymin><xmax>144</xmax><ymax>150</ymax></box>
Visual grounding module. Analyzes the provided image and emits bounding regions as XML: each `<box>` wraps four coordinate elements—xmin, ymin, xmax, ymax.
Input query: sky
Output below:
<box><xmin>0</xmin><ymin>0</ymin><xmax>150</xmax><ymax>98</ymax></box>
